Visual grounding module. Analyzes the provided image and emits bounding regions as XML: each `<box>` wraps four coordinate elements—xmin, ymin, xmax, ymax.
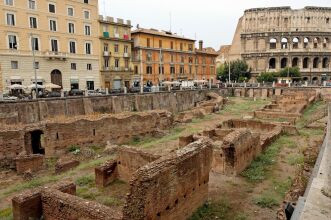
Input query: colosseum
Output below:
<box><xmin>228</xmin><ymin>6</ymin><xmax>331</xmax><ymax>83</ymax></box>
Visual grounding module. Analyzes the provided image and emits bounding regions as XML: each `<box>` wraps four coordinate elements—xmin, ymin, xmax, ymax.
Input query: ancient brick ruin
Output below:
<box><xmin>12</xmin><ymin>138</ymin><xmax>213</xmax><ymax>220</ymax></box>
<box><xmin>0</xmin><ymin>110</ymin><xmax>173</xmax><ymax>168</ymax></box>
<box><xmin>15</xmin><ymin>154</ymin><xmax>44</xmax><ymax>174</ymax></box>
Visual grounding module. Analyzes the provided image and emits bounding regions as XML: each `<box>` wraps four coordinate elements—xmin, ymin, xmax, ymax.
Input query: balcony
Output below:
<box><xmin>45</xmin><ymin>51</ymin><xmax>67</xmax><ymax>60</ymax></box>
<box><xmin>107</xmin><ymin>66</ymin><xmax>133</xmax><ymax>72</ymax></box>
<box><xmin>114</xmin><ymin>33</ymin><xmax>120</xmax><ymax>38</ymax></box>
<box><xmin>103</xmin><ymin>51</ymin><xmax>111</xmax><ymax>56</ymax></box>
<box><xmin>123</xmin><ymin>53</ymin><xmax>129</xmax><ymax>58</ymax></box>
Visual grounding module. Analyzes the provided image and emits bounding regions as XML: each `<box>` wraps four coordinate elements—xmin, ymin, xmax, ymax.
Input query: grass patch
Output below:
<box><xmin>75</xmin><ymin>175</ymin><xmax>94</xmax><ymax>187</ymax></box>
<box><xmin>77</xmin><ymin>187</ymin><xmax>100</xmax><ymax>200</ymax></box>
<box><xmin>189</xmin><ymin>200</ymin><xmax>230</xmax><ymax>220</ymax></box>
<box><xmin>297</xmin><ymin>101</ymin><xmax>326</xmax><ymax>128</ymax></box>
<box><xmin>97</xmin><ymin>196</ymin><xmax>122</xmax><ymax>206</ymax></box>
<box><xmin>241</xmin><ymin>136</ymin><xmax>288</xmax><ymax>182</ymax></box>
<box><xmin>254</xmin><ymin>193</ymin><xmax>279</xmax><ymax>208</ymax></box>
<box><xmin>273</xmin><ymin>177</ymin><xmax>293</xmax><ymax>197</ymax></box>
<box><xmin>287</xmin><ymin>154</ymin><xmax>304</xmax><ymax>166</ymax></box>
<box><xmin>220</xmin><ymin>97</ymin><xmax>270</xmax><ymax>116</ymax></box>
<box><xmin>0</xmin><ymin>208</ymin><xmax>12</xmax><ymax>219</ymax></box>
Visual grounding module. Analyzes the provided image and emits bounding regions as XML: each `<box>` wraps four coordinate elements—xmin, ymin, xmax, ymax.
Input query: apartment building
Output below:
<box><xmin>131</xmin><ymin>28</ymin><xmax>217</xmax><ymax>86</ymax></box>
<box><xmin>0</xmin><ymin>0</ymin><xmax>100</xmax><ymax>92</ymax></box>
<box><xmin>99</xmin><ymin>16</ymin><xmax>133</xmax><ymax>90</ymax></box>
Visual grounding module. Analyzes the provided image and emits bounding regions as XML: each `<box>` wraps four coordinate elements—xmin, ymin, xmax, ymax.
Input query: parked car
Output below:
<box><xmin>143</xmin><ymin>86</ymin><xmax>151</xmax><ymax>92</ymax></box>
<box><xmin>69</xmin><ymin>89</ymin><xmax>84</xmax><ymax>96</ymax></box>
<box><xmin>87</xmin><ymin>90</ymin><xmax>103</xmax><ymax>96</ymax></box>
<box><xmin>129</xmin><ymin>87</ymin><xmax>141</xmax><ymax>93</ymax></box>
<box><xmin>45</xmin><ymin>91</ymin><xmax>61</xmax><ymax>98</ymax></box>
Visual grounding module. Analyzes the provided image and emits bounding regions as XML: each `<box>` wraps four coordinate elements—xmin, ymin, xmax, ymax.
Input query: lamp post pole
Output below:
<box><xmin>31</xmin><ymin>33</ymin><xmax>38</xmax><ymax>98</ymax></box>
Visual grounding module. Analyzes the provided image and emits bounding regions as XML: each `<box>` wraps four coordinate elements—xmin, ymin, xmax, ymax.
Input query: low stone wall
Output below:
<box><xmin>12</xmin><ymin>181</ymin><xmax>76</xmax><ymax>220</ymax></box>
<box><xmin>117</xmin><ymin>146</ymin><xmax>161</xmax><ymax>182</ymax></box>
<box><xmin>55</xmin><ymin>159</ymin><xmax>80</xmax><ymax>174</ymax></box>
<box><xmin>15</xmin><ymin>154</ymin><xmax>44</xmax><ymax>174</ymax></box>
<box><xmin>41</xmin><ymin>189</ymin><xmax>122</xmax><ymax>220</ymax></box>
<box><xmin>95</xmin><ymin>159</ymin><xmax>118</xmax><ymax>187</ymax></box>
<box><xmin>0</xmin><ymin>90</ymin><xmax>217</xmax><ymax>126</ymax></box>
<box><xmin>122</xmin><ymin>138</ymin><xmax>213</xmax><ymax>220</ymax></box>
<box><xmin>221</xmin><ymin>129</ymin><xmax>260</xmax><ymax>175</ymax></box>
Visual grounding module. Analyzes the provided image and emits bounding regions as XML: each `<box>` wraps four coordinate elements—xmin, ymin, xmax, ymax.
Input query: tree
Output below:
<box><xmin>217</xmin><ymin>59</ymin><xmax>251</xmax><ymax>82</ymax></box>
<box><xmin>257</xmin><ymin>72</ymin><xmax>278</xmax><ymax>83</ymax></box>
<box><xmin>278</xmin><ymin>67</ymin><xmax>301</xmax><ymax>78</ymax></box>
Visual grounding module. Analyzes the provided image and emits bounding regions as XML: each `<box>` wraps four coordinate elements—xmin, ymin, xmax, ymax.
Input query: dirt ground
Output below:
<box><xmin>0</xmin><ymin>97</ymin><xmax>326</xmax><ymax>220</ymax></box>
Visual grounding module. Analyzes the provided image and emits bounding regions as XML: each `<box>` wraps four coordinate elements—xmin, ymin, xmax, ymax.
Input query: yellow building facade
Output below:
<box><xmin>99</xmin><ymin>16</ymin><xmax>133</xmax><ymax>90</ymax></box>
<box><xmin>0</xmin><ymin>0</ymin><xmax>100</xmax><ymax>92</ymax></box>
<box><xmin>131</xmin><ymin>29</ymin><xmax>218</xmax><ymax>86</ymax></box>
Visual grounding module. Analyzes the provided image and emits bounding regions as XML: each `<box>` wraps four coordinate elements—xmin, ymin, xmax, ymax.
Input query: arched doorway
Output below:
<box><xmin>313</xmin><ymin>57</ymin><xmax>319</xmax><ymax>69</ymax></box>
<box><xmin>292</xmin><ymin>57</ymin><xmax>299</xmax><ymax>67</ymax></box>
<box><xmin>51</xmin><ymin>69</ymin><xmax>63</xmax><ymax>88</ymax></box>
<box><xmin>303</xmin><ymin>57</ymin><xmax>309</xmax><ymax>69</ymax></box>
<box><xmin>323</xmin><ymin>57</ymin><xmax>329</xmax><ymax>69</ymax></box>
<box><xmin>281</xmin><ymin>58</ymin><xmax>288</xmax><ymax>68</ymax></box>
<box><xmin>30</xmin><ymin>130</ymin><xmax>45</xmax><ymax>154</ymax></box>
<box><xmin>269</xmin><ymin>58</ymin><xmax>276</xmax><ymax>69</ymax></box>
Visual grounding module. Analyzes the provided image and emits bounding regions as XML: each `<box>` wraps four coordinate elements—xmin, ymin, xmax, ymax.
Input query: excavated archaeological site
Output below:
<box><xmin>0</xmin><ymin>88</ymin><xmax>329</xmax><ymax>220</ymax></box>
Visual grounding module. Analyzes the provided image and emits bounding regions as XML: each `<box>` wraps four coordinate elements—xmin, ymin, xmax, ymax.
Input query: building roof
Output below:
<box><xmin>217</xmin><ymin>45</ymin><xmax>231</xmax><ymax>55</ymax></box>
<box><xmin>132</xmin><ymin>28</ymin><xmax>195</xmax><ymax>42</ymax></box>
<box><xmin>196</xmin><ymin>47</ymin><xmax>218</xmax><ymax>56</ymax></box>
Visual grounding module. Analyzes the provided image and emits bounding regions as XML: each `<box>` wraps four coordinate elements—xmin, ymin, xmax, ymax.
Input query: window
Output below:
<box><xmin>11</xmin><ymin>61</ymin><xmax>18</xmax><ymax>69</ymax></box>
<box><xmin>171</xmin><ymin>41</ymin><xmax>174</xmax><ymax>49</ymax></box>
<box><xmin>180</xmin><ymin>43</ymin><xmax>183</xmax><ymax>50</ymax></box>
<box><xmin>8</xmin><ymin>35</ymin><xmax>17</xmax><ymax>49</ymax></box>
<box><xmin>159</xmin><ymin>40</ymin><xmax>162</xmax><ymax>48</ymax></box>
<box><xmin>51</xmin><ymin>39</ymin><xmax>58</xmax><ymax>52</ymax></box>
<box><xmin>68</xmin><ymin>23</ymin><xmax>75</xmax><ymax>33</ymax></box>
<box><xmin>31</xmin><ymin>37</ymin><xmax>39</xmax><ymax>51</ymax></box>
<box><xmin>28</xmin><ymin>0</ymin><xmax>36</xmax><ymax>9</ymax></box>
<box><xmin>50</xmin><ymin>20</ymin><xmax>57</xmax><ymax>31</ymax></box>
<box><xmin>68</xmin><ymin>7</ymin><xmax>74</xmax><ymax>16</ymax></box>
<box><xmin>84</xmin><ymin>0</ymin><xmax>89</xmax><ymax>3</ymax></box>
<box><xmin>180</xmin><ymin>66</ymin><xmax>184</xmax><ymax>74</ymax></box>
<box><xmin>188</xmin><ymin>44</ymin><xmax>193</xmax><ymax>51</ymax></box>
<box><xmin>158</xmin><ymin>65</ymin><xmax>164</xmax><ymax>74</ymax></box>
<box><xmin>124</xmin><ymin>45</ymin><xmax>128</xmax><ymax>53</ymax></box>
<box><xmin>29</xmin><ymin>17</ymin><xmax>37</xmax><ymax>28</ymax></box>
<box><xmin>85</xmin><ymin>42</ymin><xmax>91</xmax><ymax>54</ymax></box>
<box><xmin>147</xmin><ymin>38</ymin><xmax>150</xmax><ymax>47</ymax></box>
<box><xmin>125</xmin><ymin>59</ymin><xmax>129</xmax><ymax>69</ymax></box>
<box><xmin>104</xmin><ymin>44</ymin><xmax>108</xmax><ymax>52</ymax></box>
<box><xmin>34</xmin><ymin>61</ymin><xmax>39</xmax><ymax>69</ymax></box>
<box><xmin>87</xmin><ymin>63</ymin><xmax>92</xmax><ymax>70</ymax></box>
<box><xmin>134</xmin><ymin>66</ymin><xmax>138</xmax><ymax>74</ymax></box>
<box><xmin>84</xmin><ymin>10</ymin><xmax>90</xmax><ymax>19</ymax></box>
<box><xmin>71</xmin><ymin>63</ymin><xmax>77</xmax><ymax>70</ymax></box>
<box><xmin>5</xmin><ymin>0</ymin><xmax>13</xmax><ymax>6</ymax></box>
<box><xmin>115</xmin><ymin>59</ymin><xmax>119</xmax><ymax>68</ymax></box>
<box><xmin>49</xmin><ymin>4</ymin><xmax>55</xmax><ymax>13</ymax></box>
<box><xmin>114</xmin><ymin>44</ymin><xmax>119</xmax><ymax>53</ymax></box>
<box><xmin>327</xmin><ymin>18</ymin><xmax>330</xmax><ymax>24</ymax></box>
<box><xmin>6</xmin><ymin>13</ymin><xmax>15</xmax><ymax>26</ymax></box>
<box><xmin>171</xmin><ymin>54</ymin><xmax>174</xmax><ymax>62</ymax></box>
<box><xmin>87</xmin><ymin>81</ymin><xmax>94</xmax><ymax>90</ymax></box>
<box><xmin>146</xmin><ymin>66</ymin><xmax>152</xmax><ymax>74</ymax></box>
<box><xmin>104</xmin><ymin>58</ymin><xmax>109</xmax><ymax>68</ymax></box>
<box><xmin>84</xmin><ymin>25</ymin><xmax>91</xmax><ymax>35</ymax></box>
<box><xmin>170</xmin><ymin>66</ymin><xmax>175</xmax><ymax>74</ymax></box>
<box><xmin>69</xmin><ymin>41</ymin><xmax>76</xmax><ymax>53</ymax></box>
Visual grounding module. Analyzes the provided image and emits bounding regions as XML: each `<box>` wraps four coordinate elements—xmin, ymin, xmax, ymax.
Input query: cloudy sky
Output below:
<box><xmin>100</xmin><ymin>0</ymin><xmax>331</xmax><ymax>50</ymax></box>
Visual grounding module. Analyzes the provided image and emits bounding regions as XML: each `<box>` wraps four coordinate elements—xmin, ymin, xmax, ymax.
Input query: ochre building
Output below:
<box><xmin>0</xmin><ymin>0</ymin><xmax>100</xmax><ymax>92</ymax></box>
<box><xmin>131</xmin><ymin>28</ymin><xmax>217</xmax><ymax>86</ymax></box>
<box><xmin>228</xmin><ymin>6</ymin><xmax>331</xmax><ymax>83</ymax></box>
<box><xmin>99</xmin><ymin>16</ymin><xmax>133</xmax><ymax>90</ymax></box>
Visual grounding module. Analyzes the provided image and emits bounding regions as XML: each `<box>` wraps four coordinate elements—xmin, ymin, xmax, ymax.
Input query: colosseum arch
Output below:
<box><xmin>269</xmin><ymin>38</ymin><xmax>277</xmax><ymax>49</ymax></box>
<box><xmin>269</xmin><ymin>58</ymin><xmax>276</xmax><ymax>69</ymax></box>
<box><xmin>304</xmin><ymin>37</ymin><xmax>310</xmax><ymax>48</ymax></box>
<box><xmin>313</xmin><ymin>57</ymin><xmax>320</xmax><ymax>68</ymax></box>
<box><xmin>292</xmin><ymin>37</ymin><xmax>300</xmax><ymax>49</ymax></box>
<box><xmin>323</xmin><ymin>57</ymin><xmax>329</xmax><ymax>69</ymax></box>
<box><xmin>303</xmin><ymin>57</ymin><xmax>310</xmax><ymax>69</ymax></box>
<box><xmin>313</xmin><ymin>37</ymin><xmax>321</xmax><ymax>49</ymax></box>
<box><xmin>324</xmin><ymin>38</ymin><xmax>329</xmax><ymax>48</ymax></box>
<box><xmin>292</xmin><ymin>57</ymin><xmax>299</xmax><ymax>67</ymax></box>
<box><xmin>281</xmin><ymin>38</ymin><xmax>288</xmax><ymax>49</ymax></box>
<box><xmin>281</xmin><ymin>58</ymin><xmax>288</xmax><ymax>68</ymax></box>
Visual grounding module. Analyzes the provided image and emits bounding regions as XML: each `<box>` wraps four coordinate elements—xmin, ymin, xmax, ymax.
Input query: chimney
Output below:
<box><xmin>199</xmin><ymin>40</ymin><xmax>203</xmax><ymax>50</ymax></box>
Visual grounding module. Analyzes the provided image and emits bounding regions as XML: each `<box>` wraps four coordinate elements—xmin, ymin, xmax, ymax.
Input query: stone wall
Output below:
<box><xmin>122</xmin><ymin>138</ymin><xmax>213</xmax><ymax>220</ymax></box>
<box><xmin>41</xmin><ymin>189</ymin><xmax>123</xmax><ymax>220</ymax></box>
<box><xmin>117</xmin><ymin>146</ymin><xmax>161</xmax><ymax>182</ymax></box>
<box><xmin>12</xmin><ymin>181</ymin><xmax>76</xmax><ymax>220</ymax></box>
<box><xmin>15</xmin><ymin>154</ymin><xmax>44</xmax><ymax>174</ymax></box>
<box><xmin>0</xmin><ymin>90</ymin><xmax>217</xmax><ymax>125</ymax></box>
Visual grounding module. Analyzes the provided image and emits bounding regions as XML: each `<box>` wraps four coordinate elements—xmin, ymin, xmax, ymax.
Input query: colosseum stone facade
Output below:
<box><xmin>228</xmin><ymin>6</ymin><xmax>331</xmax><ymax>83</ymax></box>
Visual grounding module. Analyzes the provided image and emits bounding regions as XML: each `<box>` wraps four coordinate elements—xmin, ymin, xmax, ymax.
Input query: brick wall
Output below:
<box><xmin>15</xmin><ymin>154</ymin><xmax>44</xmax><ymax>174</ymax></box>
<box><xmin>122</xmin><ymin>138</ymin><xmax>213</xmax><ymax>220</ymax></box>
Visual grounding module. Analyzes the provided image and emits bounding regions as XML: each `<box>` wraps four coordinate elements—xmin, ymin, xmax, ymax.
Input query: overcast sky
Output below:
<box><xmin>99</xmin><ymin>0</ymin><xmax>331</xmax><ymax>50</ymax></box>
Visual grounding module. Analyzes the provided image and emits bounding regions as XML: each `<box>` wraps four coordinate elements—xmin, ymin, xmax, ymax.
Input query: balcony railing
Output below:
<box><xmin>123</xmin><ymin>52</ymin><xmax>129</xmax><ymax>58</ymax></box>
<box><xmin>45</xmin><ymin>51</ymin><xmax>67</xmax><ymax>60</ymax></box>
<box><xmin>103</xmin><ymin>66</ymin><xmax>133</xmax><ymax>72</ymax></box>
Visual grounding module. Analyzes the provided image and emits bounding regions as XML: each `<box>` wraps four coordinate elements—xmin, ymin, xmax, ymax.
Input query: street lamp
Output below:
<box><xmin>31</xmin><ymin>33</ymin><xmax>38</xmax><ymax>98</ymax></box>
